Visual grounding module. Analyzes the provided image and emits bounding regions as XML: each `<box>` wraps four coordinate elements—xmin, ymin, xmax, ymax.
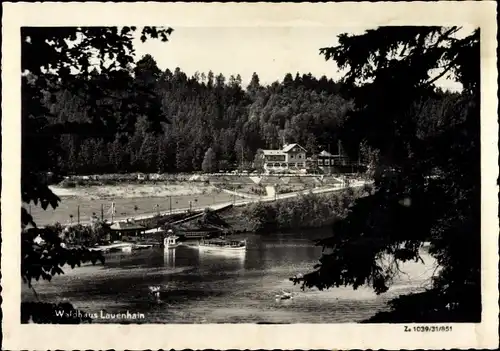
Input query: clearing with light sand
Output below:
<box><xmin>29</xmin><ymin>183</ymin><xmax>242</xmax><ymax>226</ymax></box>
<box><xmin>49</xmin><ymin>183</ymin><xmax>215</xmax><ymax>200</ymax></box>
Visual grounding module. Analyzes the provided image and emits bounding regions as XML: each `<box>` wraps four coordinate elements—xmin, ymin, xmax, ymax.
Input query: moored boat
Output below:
<box><xmin>177</xmin><ymin>228</ymin><xmax>224</xmax><ymax>240</ymax></box>
<box><xmin>89</xmin><ymin>242</ymin><xmax>134</xmax><ymax>253</ymax></box>
<box><xmin>198</xmin><ymin>237</ymin><xmax>247</xmax><ymax>251</ymax></box>
<box><xmin>164</xmin><ymin>230</ymin><xmax>180</xmax><ymax>249</ymax></box>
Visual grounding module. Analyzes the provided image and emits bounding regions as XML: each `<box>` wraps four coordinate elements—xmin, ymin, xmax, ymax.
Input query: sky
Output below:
<box><xmin>130</xmin><ymin>26</ymin><xmax>464</xmax><ymax>91</ymax></box>
<box><xmin>131</xmin><ymin>27</ymin><xmax>349</xmax><ymax>86</ymax></box>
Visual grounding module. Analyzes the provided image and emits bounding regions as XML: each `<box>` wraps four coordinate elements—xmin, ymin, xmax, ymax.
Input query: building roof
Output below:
<box><xmin>318</xmin><ymin>150</ymin><xmax>348</xmax><ymax>158</ymax></box>
<box><xmin>282</xmin><ymin>143</ymin><xmax>307</xmax><ymax>153</ymax></box>
<box><xmin>110</xmin><ymin>221</ymin><xmax>146</xmax><ymax>231</ymax></box>
<box><xmin>143</xmin><ymin>227</ymin><xmax>166</xmax><ymax>234</ymax></box>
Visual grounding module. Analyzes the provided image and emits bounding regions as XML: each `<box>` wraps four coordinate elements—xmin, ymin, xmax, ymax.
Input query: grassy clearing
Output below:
<box><xmin>29</xmin><ymin>190</ymin><xmax>242</xmax><ymax>226</ymax></box>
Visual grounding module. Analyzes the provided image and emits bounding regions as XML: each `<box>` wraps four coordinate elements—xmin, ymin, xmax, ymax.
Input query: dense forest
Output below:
<box><xmin>27</xmin><ymin>53</ymin><xmax>461</xmax><ymax>175</ymax></box>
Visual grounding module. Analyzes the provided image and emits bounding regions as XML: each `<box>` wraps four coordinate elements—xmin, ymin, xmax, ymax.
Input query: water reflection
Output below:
<box><xmin>163</xmin><ymin>248</ymin><xmax>176</xmax><ymax>268</ymax></box>
<box><xmin>198</xmin><ymin>246</ymin><xmax>246</xmax><ymax>271</ymax></box>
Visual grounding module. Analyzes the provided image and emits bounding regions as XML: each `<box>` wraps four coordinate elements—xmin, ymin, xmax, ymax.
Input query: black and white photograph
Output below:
<box><xmin>2</xmin><ymin>2</ymin><xmax>498</xmax><ymax>350</ymax></box>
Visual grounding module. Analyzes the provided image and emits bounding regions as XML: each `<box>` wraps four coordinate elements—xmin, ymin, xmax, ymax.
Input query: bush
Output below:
<box><xmin>249</xmin><ymin>186</ymin><xmax>266</xmax><ymax>196</ymax></box>
<box><xmin>277</xmin><ymin>186</ymin><xmax>294</xmax><ymax>194</ymax></box>
<box><xmin>242</xmin><ymin>189</ymin><xmax>364</xmax><ymax>233</ymax></box>
<box><xmin>61</xmin><ymin>221</ymin><xmax>111</xmax><ymax>246</ymax></box>
<box><xmin>242</xmin><ymin>202</ymin><xmax>277</xmax><ymax>233</ymax></box>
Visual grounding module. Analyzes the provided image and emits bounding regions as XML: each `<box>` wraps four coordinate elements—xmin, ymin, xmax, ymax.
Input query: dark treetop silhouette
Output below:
<box><xmin>290</xmin><ymin>26</ymin><xmax>481</xmax><ymax>323</ymax></box>
<box><xmin>21</xmin><ymin>26</ymin><xmax>173</xmax><ymax>323</ymax></box>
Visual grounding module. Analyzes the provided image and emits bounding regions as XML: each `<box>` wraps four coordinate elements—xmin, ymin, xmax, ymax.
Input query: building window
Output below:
<box><xmin>325</xmin><ymin>159</ymin><xmax>330</xmax><ymax>165</ymax></box>
<box><xmin>281</xmin><ymin>163</ymin><xmax>287</xmax><ymax>167</ymax></box>
<box><xmin>318</xmin><ymin>159</ymin><xmax>324</xmax><ymax>165</ymax></box>
<box><xmin>298</xmin><ymin>155</ymin><xmax>302</xmax><ymax>159</ymax></box>
<box><xmin>289</xmin><ymin>163</ymin><xmax>296</xmax><ymax>167</ymax></box>
<box><xmin>274</xmin><ymin>163</ymin><xmax>281</xmax><ymax>167</ymax></box>
<box><xmin>297</xmin><ymin>163</ymin><xmax>304</xmax><ymax>167</ymax></box>
<box><xmin>290</xmin><ymin>154</ymin><xmax>294</xmax><ymax>159</ymax></box>
<box><xmin>268</xmin><ymin>155</ymin><xmax>286</xmax><ymax>161</ymax></box>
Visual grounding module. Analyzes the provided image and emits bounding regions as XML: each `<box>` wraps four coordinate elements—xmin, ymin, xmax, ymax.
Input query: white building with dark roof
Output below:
<box><xmin>307</xmin><ymin>149</ymin><xmax>351</xmax><ymax>174</ymax></box>
<box><xmin>260</xmin><ymin>143</ymin><xmax>307</xmax><ymax>172</ymax></box>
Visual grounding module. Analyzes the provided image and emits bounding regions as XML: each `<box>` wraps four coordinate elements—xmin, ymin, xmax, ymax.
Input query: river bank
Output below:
<box><xmin>36</xmin><ymin>185</ymin><xmax>369</xmax><ymax>252</ymax></box>
<box><xmin>236</xmin><ymin>186</ymin><xmax>367</xmax><ymax>233</ymax></box>
<box><xmin>130</xmin><ymin>186</ymin><xmax>368</xmax><ymax>236</ymax></box>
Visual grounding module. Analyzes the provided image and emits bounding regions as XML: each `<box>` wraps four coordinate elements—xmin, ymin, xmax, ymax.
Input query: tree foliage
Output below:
<box><xmin>291</xmin><ymin>26</ymin><xmax>480</xmax><ymax>322</ymax></box>
<box><xmin>21</xmin><ymin>26</ymin><xmax>173</xmax><ymax>323</ymax></box>
<box><xmin>34</xmin><ymin>62</ymin><xmax>361</xmax><ymax>175</ymax></box>
<box><xmin>35</xmin><ymin>51</ymin><xmax>465</xmax><ymax>177</ymax></box>
<box><xmin>253</xmin><ymin>149</ymin><xmax>265</xmax><ymax>172</ymax></box>
<box><xmin>201</xmin><ymin>147</ymin><xmax>217</xmax><ymax>173</ymax></box>
<box><xmin>243</xmin><ymin>188</ymin><xmax>364</xmax><ymax>233</ymax></box>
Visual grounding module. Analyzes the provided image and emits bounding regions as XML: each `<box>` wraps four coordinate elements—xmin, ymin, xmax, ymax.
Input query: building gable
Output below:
<box><xmin>282</xmin><ymin>143</ymin><xmax>307</xmax><ymax>153</ymax></box>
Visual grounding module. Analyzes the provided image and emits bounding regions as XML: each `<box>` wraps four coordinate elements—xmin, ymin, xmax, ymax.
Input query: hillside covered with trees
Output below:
<box><xmin>29</xmin><ymin>53</ymin><xmax>461</xmax><ymax>175</ymax></box>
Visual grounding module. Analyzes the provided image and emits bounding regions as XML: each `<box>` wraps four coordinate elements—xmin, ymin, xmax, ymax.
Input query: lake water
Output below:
<box><xmin>23</xmin><ymin>230</ymin><xmax>435</xmax><ymax>323</ymax></box>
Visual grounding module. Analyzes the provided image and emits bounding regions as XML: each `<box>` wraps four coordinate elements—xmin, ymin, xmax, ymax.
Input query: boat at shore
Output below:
<box><xmin>89</xmin><ymin>242</ymin><xmax>153</xmax><ymax>253</ymax></box>
<box><xmin>198</xmin><ymin>237</ymin><xmax>247</xmax><ymax>251</ymax></box>
<box><xmin>177</xmin><ymin>228</ymin><xmax>224</xmax><ymax>240</ymax></box>
<box><xmin>164</xmin><ymin>230</ymin><xmax>180</xmax><ymax>249</ymax></box>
